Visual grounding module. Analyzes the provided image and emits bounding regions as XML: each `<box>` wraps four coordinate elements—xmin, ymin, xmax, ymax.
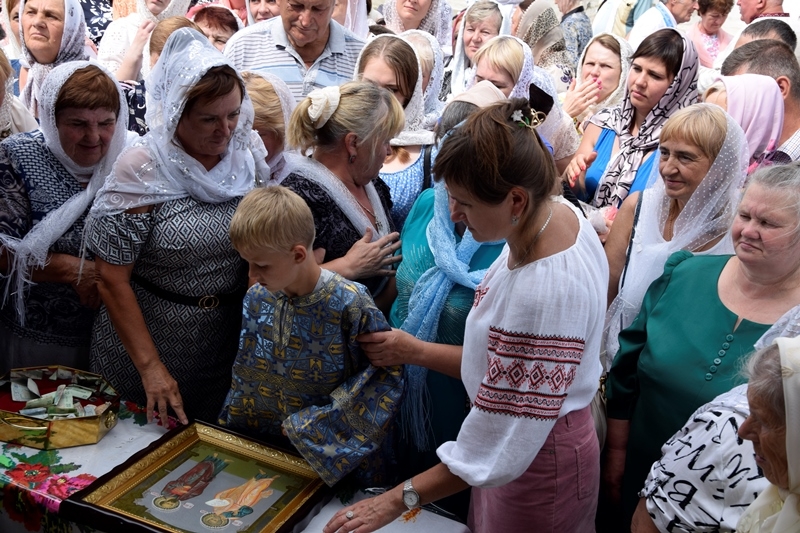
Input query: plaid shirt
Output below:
<box><xmin>772</xmin><ymin>127</ymin><xmax>800</xmax><ymax>164</ymax></box>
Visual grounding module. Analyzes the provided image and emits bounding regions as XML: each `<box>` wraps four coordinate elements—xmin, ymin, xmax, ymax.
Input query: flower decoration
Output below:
<box><xmin>511</xmin><ymin>110</ymin><xmax>524</xmax><ymax>122</ymax></box>
<box><xmin>511</xmin><ymin>109</ymin><xmax>546</xmax><ymax>132</ymax></box>
<box><xmin>41</xmin><ymin>473</ymin><xmax>96</xmax><ymax>500</ymax></box>
<box><xmin>6</xmin><ymin>462</ymin><xmax>51</xmax><ymax>487</ymax></box>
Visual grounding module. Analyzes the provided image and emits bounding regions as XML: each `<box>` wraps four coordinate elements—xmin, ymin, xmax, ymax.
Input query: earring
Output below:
<box><xmin>511</xmin><ymin>215</ymin><xmax>519</xmax><ymax>226</ymax></box>
<box><xmin>349</xmin><ymin>155</ymin><xmax>356</xmax><ymax>164</ymax></box>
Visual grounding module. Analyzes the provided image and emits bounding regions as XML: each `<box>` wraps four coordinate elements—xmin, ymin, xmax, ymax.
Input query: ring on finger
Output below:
<box><xmin>346</xmin><ymin>511</ymin><xmax>354</xmax><ymax>519</ymax></box>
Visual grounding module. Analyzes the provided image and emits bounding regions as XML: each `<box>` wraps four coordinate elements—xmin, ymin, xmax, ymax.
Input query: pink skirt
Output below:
<box><xmin>467</xmin><ymin>405</ymin><xmax>599</xmax><ymax>533</ymax></box>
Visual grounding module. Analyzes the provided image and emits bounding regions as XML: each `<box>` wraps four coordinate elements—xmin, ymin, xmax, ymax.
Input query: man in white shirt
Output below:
<box><xmin>224</xmin><ymin>0</ymin><xmax>364</xmax><ymax>101</ymax></box>
<box><xmin>722</xmin><ymin>39</ymin><xmax>800</xmax><ymax>163</ymax></box>
<box><xmin>627</xmin><ymin>0</ymin><xmax>698</xmax><ymax>51</ymax></box>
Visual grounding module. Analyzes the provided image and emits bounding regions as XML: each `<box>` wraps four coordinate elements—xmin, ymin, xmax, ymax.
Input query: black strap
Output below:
<box><xmin>130</xmin><ymin>273</ymin><xmax>245</xmax><ymax>309</ymax></box>
<box><xmin>619</xmin><ymin>194</ymin><xmax>644</xmax><ymax>291</ymax></box>
<box><xmin>421</xmin><ymin>145</ymin><xmax>433</xmax><ymax>190</ymax></box>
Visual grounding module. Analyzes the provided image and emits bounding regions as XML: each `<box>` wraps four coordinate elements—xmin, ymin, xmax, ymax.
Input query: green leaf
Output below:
<box><xmin>49</xmin><ymin>463</ymin><xmax>80</xmax><ymax>475</ymax></box>
<box><xmin>0</xmin><ymin>455</ymin><xmax>15</xmax><ymax>468</ymax></box>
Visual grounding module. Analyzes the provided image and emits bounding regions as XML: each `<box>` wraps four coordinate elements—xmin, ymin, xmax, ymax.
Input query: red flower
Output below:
<box><xmin>41</xmin><ymin>473</ymin><xmax>96</xmax><ymax>501</ymax></box>
<box><xmin>6</xmin><ymin>463</ymin><xmax>51</xmax><ymax>487</ymax></box>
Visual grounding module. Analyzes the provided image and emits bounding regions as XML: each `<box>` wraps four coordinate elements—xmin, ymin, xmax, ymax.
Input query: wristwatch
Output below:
<box><xmin>402</xmin><ymin>479</ymin><xmax>420</xmax><ymax>510</ymax></box>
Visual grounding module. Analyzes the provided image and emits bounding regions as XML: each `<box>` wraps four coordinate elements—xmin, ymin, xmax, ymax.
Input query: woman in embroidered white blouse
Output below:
<box><xmin>324</xmin><ymin>99</ymin><xmax>608</xmax><ymax>533</ymax></box>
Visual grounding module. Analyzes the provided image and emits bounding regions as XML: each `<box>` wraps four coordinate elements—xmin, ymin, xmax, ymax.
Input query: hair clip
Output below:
<box><xmin>511</xmin><ymin>109</ymin><xmax>545</xmax><ymax>132</ymax></box>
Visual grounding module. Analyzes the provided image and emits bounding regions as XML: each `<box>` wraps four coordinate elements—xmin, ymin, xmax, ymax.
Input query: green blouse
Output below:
<box><xmin>606</xmin><ymin>251</ymin><xmax>771</xmax><ymax>521</ymax></box>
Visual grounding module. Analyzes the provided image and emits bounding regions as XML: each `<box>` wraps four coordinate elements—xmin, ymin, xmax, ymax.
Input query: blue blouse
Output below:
<box><xmin>582</xmin><ymin>127</ymin><xmax>656</xmax><ymax>204</ymax></box>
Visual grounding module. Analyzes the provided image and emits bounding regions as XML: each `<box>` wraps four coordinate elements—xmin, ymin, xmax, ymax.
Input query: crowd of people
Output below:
<box><xmin>0</xmin><ymin>0</ymin><xmax>799</xmax><ymax>531</ymax></box>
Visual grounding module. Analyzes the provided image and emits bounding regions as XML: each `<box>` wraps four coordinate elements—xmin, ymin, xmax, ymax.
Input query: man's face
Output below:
<box><xmin>279</xmin><ymin>0</ymin><xmax>333</xmax><ymax>52</ymax></box>
<box><xmin>737</xmin><ymin>0</ymin><xmax>761</xmax><ymax>24</ymax></box>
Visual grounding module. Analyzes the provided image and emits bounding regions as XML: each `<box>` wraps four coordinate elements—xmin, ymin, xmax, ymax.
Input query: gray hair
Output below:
<box><xmin>744</xmin><ymin>343</ymin><xmax>786</xmax><ymax>422</ymax></box>
<box><xmin>744</xmin><ymin>162</ymin><xmax>800</xmax><ymax>240</ymax></box>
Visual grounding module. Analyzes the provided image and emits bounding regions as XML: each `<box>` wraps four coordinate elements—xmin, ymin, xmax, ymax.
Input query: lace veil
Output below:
<box><xmin>383</xmin><ymin>0</ymin><xmax>452</xmax><ymax>54</ymax></box>
<box><xmin>19</xmin><ymin>0</ymin><xmax>87</xmax><ymax>113</ymax></box>
<box><xmin>355</xmin><ymin>34</ymin><xmax>435</xmax><ymax>146</ymax></box>
<box><xmin>603</xmin><ymin>108</ymin><xmax>748</xmax><ymax>368</ymax></box>
<box><xmin>1</xmin><ymin>61</ymin><xmax>128</xmax><ymax>322</ymax></box>
<box><xmin>90</xmin><ymin>28</ymin><xmax>264</xmax><ymax>216</ymax></box>
<box><xmin>401</xmin><ymin>29</ymin><xmax>445</xmax><ymax>128</ymax></box>
<box><xmin>343</xmin><ymin>0</ymin><xmax>369</xmax><ymax>38</ymax></box>
<box><xmin>1</xmin><ymin>0</ymin><xmax>21</xmax><ymax>59</ymax></box>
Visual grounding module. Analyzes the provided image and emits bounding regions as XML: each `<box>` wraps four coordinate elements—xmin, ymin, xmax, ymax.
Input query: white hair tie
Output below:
<box><xmin>307</xmin><ymin>86</ymin><xmax>341</xmax><ymax>129</ymax></box>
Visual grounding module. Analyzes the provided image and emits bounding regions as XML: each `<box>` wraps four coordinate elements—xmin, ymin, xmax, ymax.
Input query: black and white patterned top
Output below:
<box><xmin>0</xmin><ymin>131</ymin><xmax>96</xmax><ymax>347</ymax></box>
<box><xmin>282</xmin><ymin>173</ymin><xmax>395</xmax><ymax>295</ymax></box>
<box><xmin>81</xmin><ymin>0</ymin><xmax>113</xmax><ymax>46</ymax></box>
<box><xmin>641</xmin><ymin>384</ymin><xmax>770</xmax><ymax>532</ymax></box>
<box><xmin>87</xmin><ymin>196</ymin><xmax>248</xmax><ymax>421</ymax></box>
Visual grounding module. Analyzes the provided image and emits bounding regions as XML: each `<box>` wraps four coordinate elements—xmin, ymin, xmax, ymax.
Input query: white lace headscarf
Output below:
<box><xmin>401</xmin><ymin>29</ymin><xmax>444</xmax><ymax>128</ymax></box>
<box><xmin>343</xmin><ymin>0</ymin><xmax>369</xmax><ymax>38</ymax></box>
<box><xmin>446</xmin><ymin>1</ymin><xmax>508</xmax><ymax>99</ymax></box>
<box><xmin>603</xmin><ymin>108</ymin><xmax>747</xmax><ymax>368</ymax></box>
<box><xmin>468</xmin><ymin>35</ymin><xmax>533</xmax><ymax>101</ymax></box>
<box><xmin>19</xmin><ymin>0</ymin><xmax>87</xmax><ymax>114</ymax></box>
<box><xmin>575</xmin><ymin>32</ymin><xmax>633</xmax><ymax>127</ymax></box>
<box><xmin>355</xmin><ymin>34</ymin><xmax>435</xmax><ymax>146</ymax></box>
<box><xmin>737</xmin><ymin>335</ymin><xmax>800</xmax><ymax>533</ymax></box>
<box><xmin>90</xmin><ymin>28</ymin><xmax>264</xmax><ymax>216</ymax></box>
<box><xmin>244</xmin><ymin>70</ymin><xmax>298</xmax><ymax>182</ymax></box>
<box><xmin>1</xmin><ymin>0</ymin><xmax>22</xmax><ymax>59</ymax></box>
<box><xmin>383</xmin><ymin>0</ymin><xmax>452</xmax><ymax>53</ymax></box>
<box><xmin>0</xmin><ymin>61</ymin><xmax>128</xmax><ymax>323</ymax></box>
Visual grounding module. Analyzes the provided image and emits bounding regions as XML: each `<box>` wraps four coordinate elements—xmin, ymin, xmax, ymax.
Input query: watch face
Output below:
<box><xmin>403</xmin><ymin>491</ymin><xmax>419</xmax><ymax>507</ymax></box>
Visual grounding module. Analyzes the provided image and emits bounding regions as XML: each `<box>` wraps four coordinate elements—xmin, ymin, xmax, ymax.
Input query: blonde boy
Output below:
<box><xmin>219</xmin><ymin>187</ymin><xmax>404</xmax><ymax>487</ymax></box>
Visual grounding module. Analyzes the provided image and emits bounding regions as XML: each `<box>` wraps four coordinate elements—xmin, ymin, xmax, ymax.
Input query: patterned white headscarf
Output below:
<box><xmin>19</xmin><ymin>0</ymin><xmax>87</xmax><ymax>114</ymax></box>
<box><xmin>1</xmin><ymin>61</ymin><xmax>128</xmax><ymax>323</ymax></box>
<box><xmin>383</xmin><ymin>0</ymin><xmax>452</xmax><ymax>54</ymax></box>
<box><xmin>90</xmin><ymin>28</ymin><xmax>265</xmax><ymax>216</ymax></box>
<box><xmin>355</xmin><ymin>34</ymin><xmax>435</xmax><ymax>146</ymax></box>
<box><xmin>401</xmin><ymin>29</ymin><xmax>445</xmax><ymax>128</ymax></box>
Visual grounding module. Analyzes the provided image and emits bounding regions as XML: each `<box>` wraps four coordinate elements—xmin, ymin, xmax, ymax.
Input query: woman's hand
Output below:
<box><xmin>324</xmin><ymin>489</ymin><xmax>406</xmax><ymax>533</ymax></box>
<box><xmin>340</xmin><ymin>227</ymin><xmax>402</xmax><ymax>279</ymax></box>
<box><xmin>71</xmin><ymin>259</ymin><xmax>101</xmax><ymax>309</ymax></box>
<box><xmin>564</xmin><ymin>151</ymin><xmax>597</xmax><ymax>189</ymax></box>
<box><xmin>358</xmin><ymin>328</ymin><xmax>421</xmax><ymax>367</ymax></box>
<box><xmin>139</xmin><ymin>360</ymin><xmax>188</xmax><ymax>425</ymax></box>
<box><xmin>131</xmin><ymin>20</ymin><xmax>156</xmax><ymax>53</ymax></box>
<box><xmin>562</xmin><ymin>77</ymin><xmax>601</xmax><ymax>119</ymax></box>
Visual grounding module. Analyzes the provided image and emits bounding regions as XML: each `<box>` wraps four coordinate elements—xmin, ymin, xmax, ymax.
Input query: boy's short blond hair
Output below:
<box><xmin>229</xmin><ymin>187</ymin><xmax>316</xmax><ymax>252</ymax></box>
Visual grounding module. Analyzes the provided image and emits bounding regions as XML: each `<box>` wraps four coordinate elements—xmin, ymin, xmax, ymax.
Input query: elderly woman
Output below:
<box><xmin>87</xmin><ymin>29</ymin><xmax>266</xmax><ymax>424</ymax></box>
<box><xmin>444</xmin><ymin>1</ymin><xmax>503</xmax><ymax>99</ymax></box>
<box><xmin>603</xmin><ymin>104</ymin><xmax>748</xmax><ymax>357</ymax></box>
<box><xmin>566</xmin><ymin>29</ymin><xmax>698</xmax><ymax>209</ymax></box>
<box><xmin>687</xmin><ymin>0</ymin><xmax>733</xmax><ymax>68</ymax></box>
<box><xmin>325</xmin><ymin>98</ymin><xmax>607</xmax><ymax>533</ymax></box>
<box><xmin>98</xmin><ymin>0</ymin><xmax>191</xmax><ymax>81</ymax></box>
<box><xmin>356</xmin><ymin>35</ymin><xmax>436</xmax><ymax>231</ymax></box>
<box><xmin>515</xmin><ymin>0</ymin><xmax>574</xmax><ymax>94</ymax></box>
<box><xmin>561</xmin><ymin>33</ymin><xmax>632</xmax><ymax>133</ymax></box>
<box><xmin>604</xmin><ymin>163</ymin><xmax>800</xmax><ymax>528</ymax></box>
<box><xmin>471</xmin><ymin>35</ymin><xmax>579</xmax><ymax>172</ymax></box>
<box><xmin>0</xmin><ymin>62</ymin><xmax>127</xmax><ymax>373</ymax></box>
<box><xmin>383</xmin><ymin>0</ymin><xmax>452</xmax><ymax>54</ymax></box>
<box><xmin>243</xmin><ymin>71</ymin><xmax>298</xmax><ymax>183</ymax></box>
<box><xmin>282</xmin><ymin>82</ymin><xmax>404</xmax><ymax>302</ymax></box>
<box><xmin>19</xmin><ymin>0</ymin><xmax>87</xmax><ymax>115</ymax></box>
<box><xmin>737</xmin><ymin>335</ymin><xmax>800</xmax><ymax>533</ymax></box>
<box><xmin>704</xmin><ymin>74</ymin><xmax>784</xmax><ymax>174</ymax></box>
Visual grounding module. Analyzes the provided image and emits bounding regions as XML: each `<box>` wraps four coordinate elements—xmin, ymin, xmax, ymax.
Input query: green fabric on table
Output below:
<box><xmin>606</xmin><ymin>251</ymin><xmax>771</xmax><ymax>523</ymax></box>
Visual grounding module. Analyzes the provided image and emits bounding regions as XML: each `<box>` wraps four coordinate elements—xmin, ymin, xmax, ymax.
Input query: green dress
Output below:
<box><xmin>606</xmin><ymin>251</ymin><xmax>771</xmax><ymax>523</ymax></box>
<box><xmin>389</xmin><ymin>188</ymin><xmax>504</xmax><ymax>520</ymax></box>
